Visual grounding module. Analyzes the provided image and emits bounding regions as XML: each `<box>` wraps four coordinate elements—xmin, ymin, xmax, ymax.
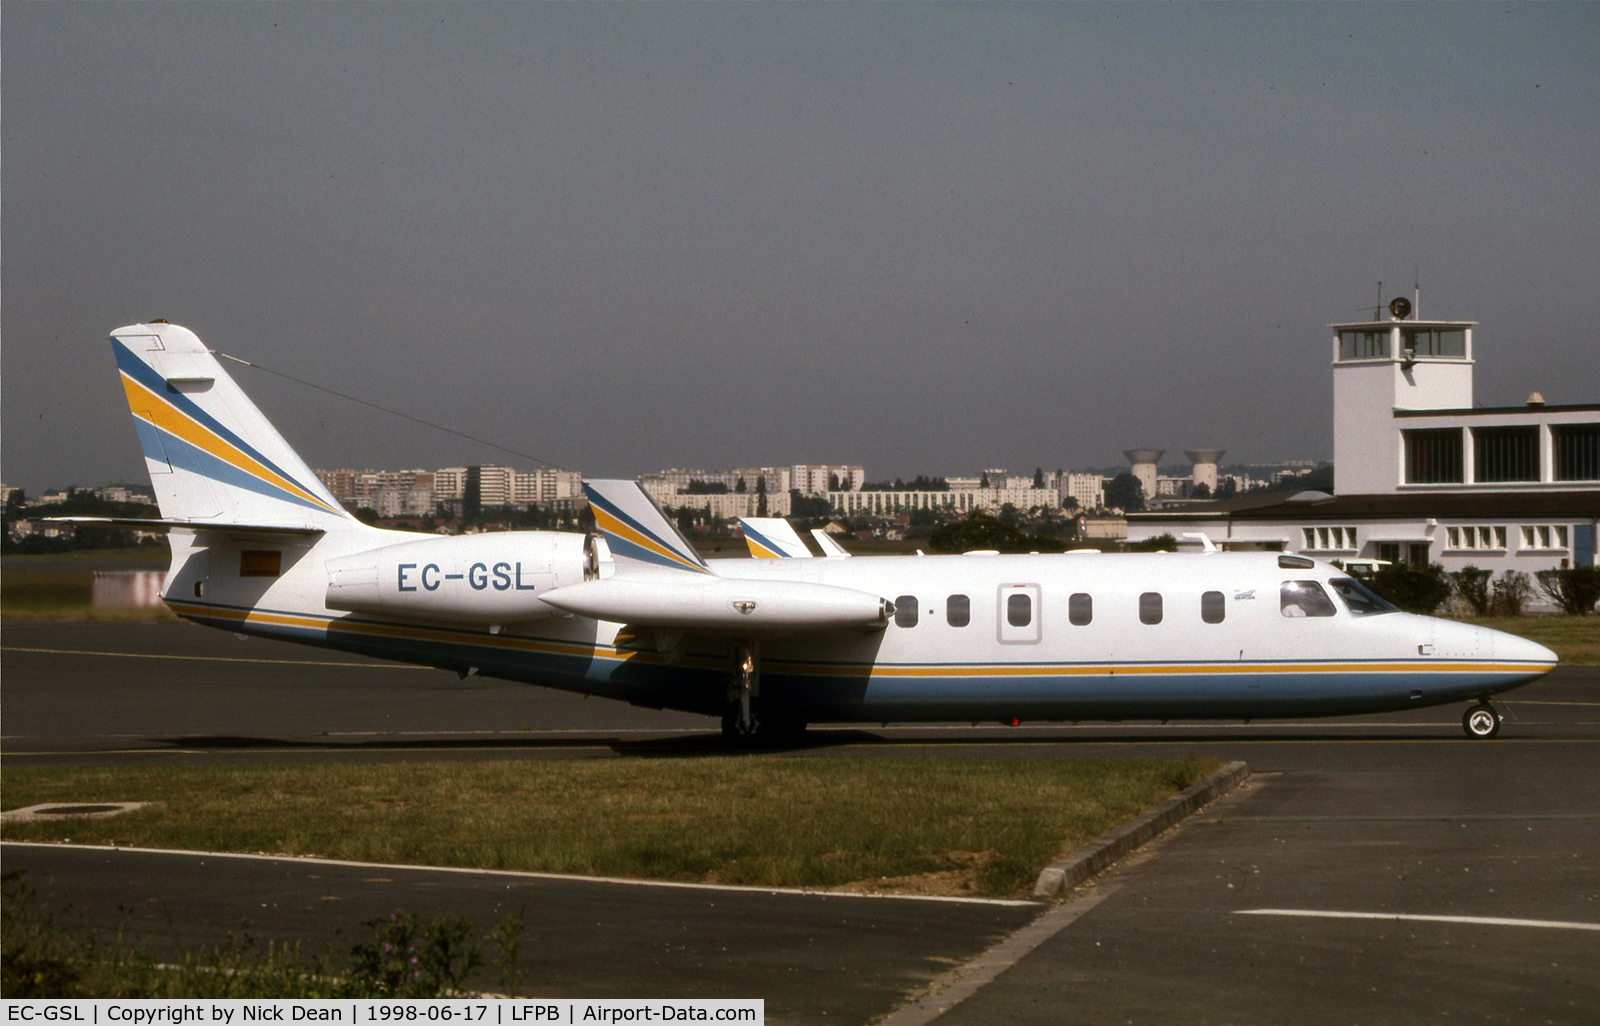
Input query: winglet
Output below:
<box><xmin>738</xmin><ymin>517</ymin><xmax>813</xmax><ymax>558</ymax></box>
<box><xmin>583</xmin><ymin>480</ymin><xmax>711</xmax><ymax>574</ymax></box>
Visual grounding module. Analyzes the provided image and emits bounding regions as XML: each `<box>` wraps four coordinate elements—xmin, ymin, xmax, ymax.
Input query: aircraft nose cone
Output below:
<box><xmin>1494</xmin><ymin>628</ymin><xmax>1558</xmax><ymax>671</ymax></box>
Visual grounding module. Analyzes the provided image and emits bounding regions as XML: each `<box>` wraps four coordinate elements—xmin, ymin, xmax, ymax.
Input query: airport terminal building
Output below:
<box><xmin>1128</xmin><ymin>304</ymin><xmax>1599</xmax><ymax>577</ymax></box>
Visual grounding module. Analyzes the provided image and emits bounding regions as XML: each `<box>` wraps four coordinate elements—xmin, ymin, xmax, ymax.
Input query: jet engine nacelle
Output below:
<box><xmin>539</xmin><ymin>576</ymin><xmax>894</xmax><ymax>633</ymax></box>
<box><xmin>325</xmin><ymin>531</ymin><xmax>593</xmax><ymax>625</ymax></box>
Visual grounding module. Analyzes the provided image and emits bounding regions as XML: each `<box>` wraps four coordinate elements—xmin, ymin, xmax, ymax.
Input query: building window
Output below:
<box><xmin>946</xmin><ymin>594</ymin><xmax>970</xmax><ymax>628</ymax></box>
<box><xmin>1520</xmin><ymin>526</ymin><xmax>1569</xmax><ymax>551</ymax></box>
<box><xmin>1302</xmin><ymin>526</ymin><xmax>1356</xmax><ymax>551</ymax></box>
<box><xmin>1139</xmin><ymin>592</ymin><xmax>1163</xmax><ymax>625</ymax></box>
<box><xmin>1068</xmin><ymin>593</ymin><xmax>1093</xmax><ymax>626</ymax></box>
<box><xmin>1446</xmin><ymin>526</ymin><xmax>1507</xmax><ymax>551</ymax></box>
<box><xmin>1201</xmin><ymin>591</ymin><xmax>1226</xmax><ymax>624</ymax></box>
<box><xmin>1405</xmin><ymin>428</ymin><xmax>1464</xmax><ymax>484</ymax></box>
<box><xmin>895</xmin><ymin>595</ymin><xmax>919</xmax><ymax>628</ymax></box>
<box><xmin>1553</xmin><ymin>424</ymin><xmax>1600</xmax><ymax>482</ymax></box>
<box><xmin>1338</xmin><ymin>330</ymin><xmax>1389</xmax><ymax>360</ymax></box>
<box><xmin>1474</xmin><ymin>426</ymin><xmax>1540</xmax><ymax>483</ymax></box>
<box><xmin>1402</xmin><ymin>327</ymin><xmax>1466</xmax><ymax>358</ymax></box>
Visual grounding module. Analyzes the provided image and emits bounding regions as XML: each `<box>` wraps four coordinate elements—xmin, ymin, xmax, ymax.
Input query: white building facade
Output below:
<box><xmin>1128</xmin><ymin>306</ymin><xmax>1599</xmax><ymax>579</ymax></box>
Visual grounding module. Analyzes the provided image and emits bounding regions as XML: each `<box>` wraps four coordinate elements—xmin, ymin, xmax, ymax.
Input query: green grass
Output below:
<box><xmin>2</xmin><ymin>551</ymin><xmax>177</xmax><ymax>621</ymax></box>
<box><xmin>0</xmin><ymin>567</ymin><xmax>177</xmax><ymax>621</ymax></box>
<box><xmin>0</xmin><ymin>757</ymin><xmax>1217</xmax><ymax>897</ymax></box>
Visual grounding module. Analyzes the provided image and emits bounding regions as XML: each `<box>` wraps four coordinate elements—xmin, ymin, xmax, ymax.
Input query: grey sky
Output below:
<box><xmin>4</xmin><ymin>3</ymin><xmax>1597</xmax><ymax>493</ymax></box>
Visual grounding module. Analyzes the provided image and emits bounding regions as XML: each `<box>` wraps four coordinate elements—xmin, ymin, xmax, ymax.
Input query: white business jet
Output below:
<box><xmin>67</xmin><ymin>322</ymin><xmax>1557</xmax><ymax>742</ymax></box>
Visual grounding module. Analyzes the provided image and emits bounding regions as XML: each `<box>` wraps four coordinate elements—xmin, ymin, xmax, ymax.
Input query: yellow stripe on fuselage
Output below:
<box><xmin>165</xmin><ymin>602</ymin><xmax>1547</xmax><ymax>682</ymax></box>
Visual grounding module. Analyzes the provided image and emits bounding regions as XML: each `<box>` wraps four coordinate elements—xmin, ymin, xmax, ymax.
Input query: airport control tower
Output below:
<box><xmin>1331</xmin><ymin>295</ymin><xmax>1476</xmax><ymax>495</ymax></box>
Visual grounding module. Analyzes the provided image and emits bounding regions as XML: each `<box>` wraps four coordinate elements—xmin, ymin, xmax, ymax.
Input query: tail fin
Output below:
<box><xmin>738</xmin><ymin>517</ymin><xmax>813</xmax><ymax>558</ymax></box>
<box><xmin>811</xmin><ymin>528</ymin><xmax>853</xmax><ymax>559</ymax></box>
<box><xmin>583</xmin><ymin>480</ymin><xmax>710</xmax><ymax>574</ymax></box>
<box><xmin>112</xmin><ymin>323</ymin><xmax>351</xmax><ymax>530</ymax></box>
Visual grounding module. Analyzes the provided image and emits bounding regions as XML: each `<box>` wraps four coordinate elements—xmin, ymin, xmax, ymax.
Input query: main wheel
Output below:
<box><xmin>720</xmin><ymin>702</ymin><xmax>807</xmax><ymax>747</ymax></box>
<box><xmin>1462</xmin><ymin>703</ymin><xmax>1500</xmax><ymax>739</ymax></box>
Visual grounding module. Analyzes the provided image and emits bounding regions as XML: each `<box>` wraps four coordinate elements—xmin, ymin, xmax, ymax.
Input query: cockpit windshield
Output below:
<box><xmin>1329</xmin><ymin>577</ymin><xmax>1399</xmax><ymax>616</ymax></box>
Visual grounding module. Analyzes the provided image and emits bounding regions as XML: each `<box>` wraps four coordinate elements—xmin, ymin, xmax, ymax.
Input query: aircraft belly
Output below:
<box><xmin>764</xmin><ymin>662</ymin><xmax>1547</xmax><ymax>722</ymax></box>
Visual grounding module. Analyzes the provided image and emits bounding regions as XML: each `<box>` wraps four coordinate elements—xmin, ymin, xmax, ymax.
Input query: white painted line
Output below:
<box><xmin>0</xmin><ymin>842</ymin><xmax>1037</xmax><ymax>908</ymax></box>
<box><xmin>1235</xmin><ymin>909</ymin><xmax>1600</xmax><ymax>932</ymax></box>
<box><xmin>1</xmin><ymin>802</ymin><xmax>151</xmax><ymax>824</ymax></box>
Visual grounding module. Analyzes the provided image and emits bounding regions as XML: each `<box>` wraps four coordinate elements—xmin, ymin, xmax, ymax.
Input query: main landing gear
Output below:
<box><xmin>1462</xmin><ymin>701</ymin><xmax>1502</xmax><ymax>740</ymax></box>
<box><xmin>719</xmin><ymin>640</ymin><xmax>806</xmax><ymax>746</ymax></box>
<box><xmin>722</xmin><ymin>641</ymin><xmax>760</xmax><ymax>740</ymax></box>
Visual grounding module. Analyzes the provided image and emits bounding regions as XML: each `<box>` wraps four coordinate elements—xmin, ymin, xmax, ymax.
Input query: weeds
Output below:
<box><xmin>1</xmin><ymin>870</ymin><xmax>523</xmax><ymax>999</ymax></box>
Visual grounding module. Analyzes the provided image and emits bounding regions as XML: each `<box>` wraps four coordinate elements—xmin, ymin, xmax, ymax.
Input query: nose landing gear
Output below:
<box><xmin>1462</xmin><ymin>702</ymin><xmax>1501</xmax><ymax>739</ymax></box>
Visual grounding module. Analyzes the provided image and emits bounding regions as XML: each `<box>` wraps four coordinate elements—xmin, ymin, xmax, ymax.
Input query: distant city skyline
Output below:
<box><xmin>5</xmin><ymin>5</ymin><xmax>1597</xmax><ymax>494</ymax></box>
<box><xmin>6</xmin><ymin>451</ymin><xmax>1323</xmax><ymax>501</ymax></box>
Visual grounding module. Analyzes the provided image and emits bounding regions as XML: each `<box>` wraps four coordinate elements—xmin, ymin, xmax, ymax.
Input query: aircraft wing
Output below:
<box><xmin>738</xmin><ymin>517</ymin><xmax>813</xmax><ymax>558</ymax></box>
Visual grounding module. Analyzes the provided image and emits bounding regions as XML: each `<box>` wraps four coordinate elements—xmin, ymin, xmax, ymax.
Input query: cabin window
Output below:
<box><xmin>1281</xmin><ymin>581</ymin><xmax>1337</xmax><ymax>618</ymax></box>
<box><xmin>1201</xmin><ymin>591</ymin><xmax>1226</xmax><ymax>624</ymax></box>
<box><xmin>894</xmin><ymin>595</ymin><xmax>919</xmax><ymax>628</ymax></box>
<box><xmin>1329</xmin><ymin>577</ymin><xmax>1398</xmax><ymax>616</ymax></box>
<box><xmin>946</xmin><ymin>594</ymin><xmax>970</xmax><ymax>627</ymax></box>
<box><xmin>1006</xmin><ymin>592</ymin><xmax>1032</xmax><ymax>628</ymax></box>
<box><xmin>1068</xmin><ymin>592</ymin><xmax>1093</xmax><ymax>626</ymax></box>
<box><xmin>1139</xmin><ymin>592</ymin><xmax>1163</xmax><ymax>625</ymax></box>
<box><xmin>239</xmin><ymin>550</ymin><xmax>282</xmax><ymax>578</ymax></box>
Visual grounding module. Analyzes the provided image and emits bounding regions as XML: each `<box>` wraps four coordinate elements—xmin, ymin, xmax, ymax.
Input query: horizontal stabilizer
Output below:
<box><xmin>540</xmin><ymin>576</ymin><xmax>892</xmax><ymax>633</ymax></box>
<box><xmin>583</xmin><ymin>480</ymin><xmax>710</xmax><ymax>574</ymax></box>
<box><xmin>738</xmin><ymin>517</ymin><xmax>813</xmax><ymax>558</ymax></box>
<box><xmin>44</xmin><ymin>516</ymin><xmax>325</xmax><ymax>537</ymax></box>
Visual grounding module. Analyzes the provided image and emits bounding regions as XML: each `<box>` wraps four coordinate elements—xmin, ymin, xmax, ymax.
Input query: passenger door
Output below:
<box><xmin>998</xmin><ymin>584</ymin><xmax>1041</xmax><ymax>644</ymax></box>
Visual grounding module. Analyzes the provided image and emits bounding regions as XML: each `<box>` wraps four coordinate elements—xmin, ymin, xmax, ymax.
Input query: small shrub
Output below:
<box><xmin>1492</xmin><ymin>570</ymin><xmax>1533</xmax><ymax>616</ymax></box>
<box><xmin>1369</xmin><ymin>562</ymin><xmax>1452</xmax><ymax>615</ymax></box>
<box><xmin>1534</xmin><ymin>567</ymin><xmax>1600</xmax><ymax>616</ymax></box>
<box><xmin>1</xmin><ymin>870</ymin><xmax>86</xmax><ymax>997</ymax></box>
<box><xmin>343</xmin><ymin>910</ymin><xmax>482</xmax><ymax>998</ymax></box>
<box><xmin>1450</xmin><ymin>566</ymin><xmax>1494</xmax><ymax>616</ymax></box>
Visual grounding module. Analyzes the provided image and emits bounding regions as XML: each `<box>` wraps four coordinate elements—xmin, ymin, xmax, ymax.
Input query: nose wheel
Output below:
<box><xmin>1462</xmin><ymin>702</ymin><xmax>1501</xmax><ymax>739</ymax></box>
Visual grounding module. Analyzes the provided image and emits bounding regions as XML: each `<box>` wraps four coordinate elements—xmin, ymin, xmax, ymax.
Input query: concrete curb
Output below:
<box><xmin>1032</xmin><ymin>760</ymin><xmax>1249</xmax><ymax>898</ymax></box>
